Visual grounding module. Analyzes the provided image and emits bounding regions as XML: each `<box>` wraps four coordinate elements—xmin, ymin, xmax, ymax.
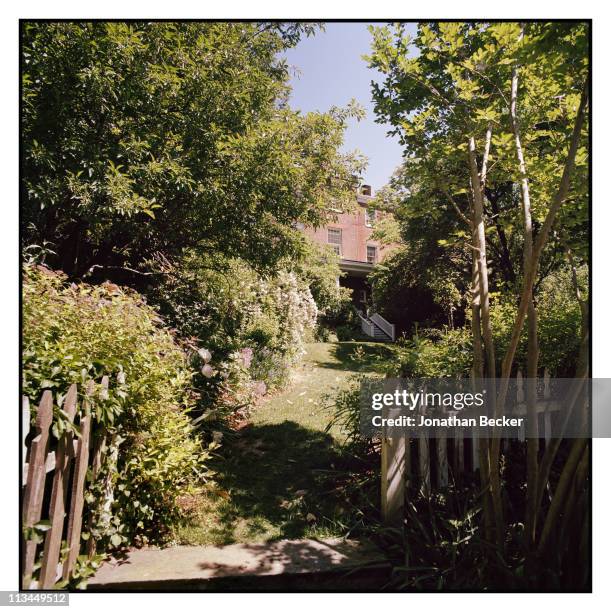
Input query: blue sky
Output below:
<box><xmin>283</xmin><ymin>22</ymin><xmax>415</xmax><ymax>193</ymax></box>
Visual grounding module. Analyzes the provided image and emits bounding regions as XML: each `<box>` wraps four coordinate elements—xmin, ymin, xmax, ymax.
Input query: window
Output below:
<box><xmin>365</xmin><ymin>209</ymin><xmax>377</xmax><ymax>227</ymax></box>
<box><xmin>367</xmin><ymin>245</ymin><xmax>377</xmax><ymax>264</ymax></box>
<box><xmin>328</xmin><ymin>228</ymin><xmax>342</xmax><ymax>256</ymax></box>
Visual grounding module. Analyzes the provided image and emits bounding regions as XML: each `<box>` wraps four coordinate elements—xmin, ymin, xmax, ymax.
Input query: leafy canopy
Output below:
<box><xmin>22</xmin><ymin>22</ymin><xmax>365</xmax><ymax>277</ymax></box>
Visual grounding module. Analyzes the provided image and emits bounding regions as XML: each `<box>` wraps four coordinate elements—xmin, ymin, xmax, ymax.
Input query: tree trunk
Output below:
<box><xmin>493</xmin><ymin>78</ymin><xmax>589</xmax><ymax>486</ymax></box>
<box><xmin>469</xmin><ymin>219</ymin><xmax>494</xmax><ymax>542</ymax></box>
<box><xmin>508</xmin><ymin>34</ymin><xmax>540</xmax><ymax>548</ymax></box>
<box><xmin>468</xmin><ymin>132</ymin><xmax>503</xmax><ymax>548</ymax></box>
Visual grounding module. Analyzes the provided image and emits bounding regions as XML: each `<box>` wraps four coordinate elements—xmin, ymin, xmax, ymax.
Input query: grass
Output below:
<box><xmin>171</xmin><ymin>340</ymin><xmax>392</xmax><ymax>546</ymax></box>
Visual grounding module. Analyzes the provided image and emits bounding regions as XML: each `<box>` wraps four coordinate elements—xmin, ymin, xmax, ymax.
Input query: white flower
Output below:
<box><xmin>198</xmin><ymin>348</ymin><xmax>212</xmax><ymax>363</ymax></box>
<box><xmin>201</xmin><ymin>364</ymin><xmax>215</xmax><ymax>378</ymax></box>
<box><xmin>117</xmin><ymin>371</ymin><xmax>126</xmax><ymax>385</ymax></box>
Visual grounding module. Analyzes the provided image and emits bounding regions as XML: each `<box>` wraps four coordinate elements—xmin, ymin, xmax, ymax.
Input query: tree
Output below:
<box><xmin>368</xmin><ymin>21</ymin><xmax>589</xmax><ymax>577</ymax></box>
<box><xmin>22</xmin><ymin>22</ymin><xmax>365</xmax><ymax>280</ymax></box>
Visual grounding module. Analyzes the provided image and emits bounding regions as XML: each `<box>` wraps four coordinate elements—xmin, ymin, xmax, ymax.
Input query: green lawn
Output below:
<box><xmin>172</xmin><ymin>341</ymin><xmax>392</xmax><ymax>546</ymax></box>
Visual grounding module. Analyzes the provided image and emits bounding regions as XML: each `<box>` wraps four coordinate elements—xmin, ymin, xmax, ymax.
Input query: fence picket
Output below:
<box><xmin>436</xmin><ymin>434</ymin><xmax>448</xmax><ymax>488</ymax></box>
<box><xmin>39</xmin><ymin>384</ymin><xmax>78</xmax><ymax>589</ymax></box>
<box><xmin>22</xmin><ymin>391</ymin><xmax>53</xmax><ymax>586</ymax></box>
<box><xmin>22</xmin><ymin>398</ymin><xmax>30</xmax><ymax>482</ymax></box>
<box><xmin>517</xmin><ymin>369</ymin><xmax>525</xmax><ymax>404</ymax></box>
<box><xmin>455</xmin><ymin>425</ymin><xmax>465</xmax><ymax>476</ymax></box>
<box><xmin>22</xmin><ymin>379</ymin><xmax>115</xmax><ymax>589</ymax></box>
<box><xmin>381</xmin><ymin>433</ymin><xmax>406</xmax><ymax>524</ymax></box>
<box><xmin>62</xmin><ymin>381</ymin><xmax>94</xmax><ymax>580</ymax></box>
<box><xmin>418</xmin><ymin>433</ymin><xmax>431</xmax><ymax>496</ymax></box>
<box><xmin>472</xmin><ymin>436</ymin><xmax>480</xmax><ymax>471</ymax></box>
<box><xmin>380</xmin><ymin>373</ymin><xmax>563</xmax><ymax>526</ymax></box>
<box><xmin>543</xmin><ymin>368</ymin><xmax>551</xmax><ymax>399</ymax></box>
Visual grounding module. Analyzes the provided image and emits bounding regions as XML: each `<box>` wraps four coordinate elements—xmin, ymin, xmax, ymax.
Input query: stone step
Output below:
<box><xmin>88</xmin><ymin>538</ymin><xmax>391</xmax><ymax>592</ymax></box>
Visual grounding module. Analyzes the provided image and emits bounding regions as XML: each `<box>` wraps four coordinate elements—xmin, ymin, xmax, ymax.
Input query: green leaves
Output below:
<box><xmin>22</xmin><ymin>22</ymin><xmax>360</xmax><ymax>277</ymax></box>
<box><xmin>23</xmin><ymin>263</ymin><xmax>212</xmax><ymax>550</ymax></box>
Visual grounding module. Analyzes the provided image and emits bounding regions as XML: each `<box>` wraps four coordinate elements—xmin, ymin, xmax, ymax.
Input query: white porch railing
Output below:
<box><xmin>357</xmin><ymin>311</ymin><xmax>375</xmax><ymax>337</ymax></box>
<box><xmin>370</xmin><ymin>312</ymin><xmax>396</xmax><ymax>341</ymax></box>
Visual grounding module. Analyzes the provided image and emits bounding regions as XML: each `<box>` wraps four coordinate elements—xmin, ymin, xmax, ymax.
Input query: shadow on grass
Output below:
<box><xmin>202</xmin><ymin>420</ymin><xmax>366</xmax><ymax>544</ymax></box>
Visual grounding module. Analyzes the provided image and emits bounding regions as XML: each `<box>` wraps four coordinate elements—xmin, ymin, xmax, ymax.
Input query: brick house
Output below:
<box><xmin>301</xmin><ymin>185</ymin><xmax>397</xmax><ymax>340</ymax></box>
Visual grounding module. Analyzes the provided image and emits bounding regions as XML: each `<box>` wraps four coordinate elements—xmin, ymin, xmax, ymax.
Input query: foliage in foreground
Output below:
<box><xmin>22</xmin><ymin>22</ymin><xmax>365</xmax><ymax>280</ymax></box>
<box><xmin>22</xmin><ymin>263</ymin><xmax>213</xmax><ymax>557</ymax></box>
<box><xmin>329</xmin><ymin>372</ymin><xmax>590</xmax><ymax>591</ymax></box>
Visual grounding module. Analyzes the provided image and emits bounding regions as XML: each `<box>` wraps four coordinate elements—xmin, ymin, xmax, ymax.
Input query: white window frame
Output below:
<box><xmin>328</xmin><ymin>228</ymin><xmax>342</xmax><ymax>256</ymax></box>
<box><xmin>367</xmin><ymin>245</ymin><xmax>377</xmax><ymax>264</ymax></box>
<box><xmin>365</xmin><ymin>209</ymin><xmax>377</xmax><ymax>227</ymax></box>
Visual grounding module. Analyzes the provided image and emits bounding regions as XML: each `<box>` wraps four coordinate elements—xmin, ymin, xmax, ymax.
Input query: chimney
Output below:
<box><xmin>361</xmin><ymin>184</ymin><xmax>372</xmax><ymax>196</ymax></box>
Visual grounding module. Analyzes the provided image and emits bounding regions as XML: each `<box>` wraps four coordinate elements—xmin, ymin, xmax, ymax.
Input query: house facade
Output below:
<box><xmin>302</xmin><ymin>185</ymin><xmax>395</xmax><ymax>311</ymax></box>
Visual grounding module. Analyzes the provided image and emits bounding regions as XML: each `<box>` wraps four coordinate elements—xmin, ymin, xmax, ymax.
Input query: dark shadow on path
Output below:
<box><xmin>89</xmin><ymin>538</ymin><xmax>391</xmax><ymax>592</ymax></box>
<box><xmin>206</xmin><ymin>420</ymin><xmax>367</xmax><ymax>544</ymax></box>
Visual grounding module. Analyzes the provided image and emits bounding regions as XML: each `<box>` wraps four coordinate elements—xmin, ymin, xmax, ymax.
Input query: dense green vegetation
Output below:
<box><xmin>21</xmin><ymin>20</ymin><xmax>590</xmax><ymax>592</ymax></box>
<box><xmin>22</xmin><ymin>22</ymin><xmax>364</xmax><ymax>279</ymax></box>
<box><xmin>359</xmin><ymin>21</ymin><xmax>590</xmax><ymax>589</ymax></box>
<box><xmin>23</xmin><ymin>264</ymin><xmax>214</xmax><ymax>553</ymax></box>
<box><xmin>20</xmin><ymin>22</ymin><xmax>359</xmax><ymax>585</ymax></box>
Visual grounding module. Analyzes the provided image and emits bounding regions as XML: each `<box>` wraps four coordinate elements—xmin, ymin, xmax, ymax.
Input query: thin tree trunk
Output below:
<box><xmin>508</xmin><ymin>32</ymin><xmax>540</xmax><ymax>547</ymax></box>
<box><xmin>470</xmin><ymin>249</ymin><xmax>484</xmax><ymax>380</ymax></box>
<box><xmin>493</xmin><ymin>78</ymin><xmax>589</xmax><ymax>474</ymax></box>
<box><xmin>469</xmin><ymin>217</ymin><xmax>493</xmax><ymax>541</ymax></box>
<box><xmin>468</xmin><ymin>131</ymin><xmax>503</xmax><ymax>548</ymax></box>
<box><xmin>468</xmin><ymin>134</ymin><xmax>496</xmax><ymax>382</ymax></box>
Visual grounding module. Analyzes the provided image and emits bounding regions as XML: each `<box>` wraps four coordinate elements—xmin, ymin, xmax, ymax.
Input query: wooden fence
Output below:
<box><xmin>381</xmin><ymin>370</ymin><xmax>559</xmax><ymax>524</ymax></box>
<box><xmin>21</xmin><ymin>377</ymin><xmax>109</xmax><ymax>589</ymax></box>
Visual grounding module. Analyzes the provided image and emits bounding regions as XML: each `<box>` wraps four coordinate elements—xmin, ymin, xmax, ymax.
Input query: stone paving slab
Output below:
<box><xmin>88</xmin><ymin>538</ymin><xmax>389</xmax><ymax>590</ymax></box>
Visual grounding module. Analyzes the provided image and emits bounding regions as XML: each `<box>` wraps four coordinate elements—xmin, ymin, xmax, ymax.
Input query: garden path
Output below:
<box><xmin>89</xmin><ymin>341</ymin><xmax>393</xmax><ymax>589</ymax></box>
<box><xmin>173</xmin><ymin>341</ymin><xmax>393</xmax><ymax>545</ymax></box>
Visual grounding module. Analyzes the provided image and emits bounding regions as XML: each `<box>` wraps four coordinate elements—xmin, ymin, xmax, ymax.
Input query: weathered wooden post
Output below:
<box><xmin>436</xmin><ymin>432</ymin><xmax>448</xmax><ymax>488</ymax></box>
<box><xmin>62</xmin><ymin>381</ymin><xmax>94</xmax><ymax>580</ymax></box>
<box><xmin>22</xmin><ymin>391</ymin><xmax>53</xmax><ymax>586</ymax></box>
<box><xmin>381</xmin><ymin>428</ymin><xmax>406</xmax><ymax>524</ymax></box>
<box><xmin>418</xmin><ymin>432</ymin><xmax>431</xmax><ymax>496</ymax></box>
<box><xmin>455</xmin><ymin>419</ymin><xmax>465</xmax><ymax>477</ymax></box>
<box><xmin>40</xmin><ymin>384</ymin><xmax>78</xmax><ymax>589</ymax></box>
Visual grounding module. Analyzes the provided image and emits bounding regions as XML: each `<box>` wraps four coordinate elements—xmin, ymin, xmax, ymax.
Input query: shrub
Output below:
<box><xmin>326</xmin><ymin>375</ymin><xmax>376</xmax><ymax>450</ymax></box>
<box><xmin>486</xmin><ymin>266</ymin><xmax>585</xmax><ymax>376</ymax></box>
<box><xmin>396</xmin><ymin>327</ymin><xmax>474</xmax><ymax>378</ymax></box>
<box><xmin>146</xmin><ymin>251</ymin><xmax>318</xmax><ymax>402</ymax></box>
<box><xmin>315</xmin><ymin>325</ymin><xmax>332</xmax><ymax>342</ymax></box>
<box><xmin>336</xmin><ymin>324</ymin><xmax>357</xmax><ymax>342</ymax></box>
<box><xmin>22</xmin><ymin>264</ymin><xmax>212</xmax><ymax>548</ymax></box>
<box><xmin>391</xmin><ymin>265</ymin><xmax>586</xmax><ymax>379</ymax></box>
<box><xmin>319</xmin><ymin>292</ymin><xmax>358</xmax><ymax>329</ymax></box>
